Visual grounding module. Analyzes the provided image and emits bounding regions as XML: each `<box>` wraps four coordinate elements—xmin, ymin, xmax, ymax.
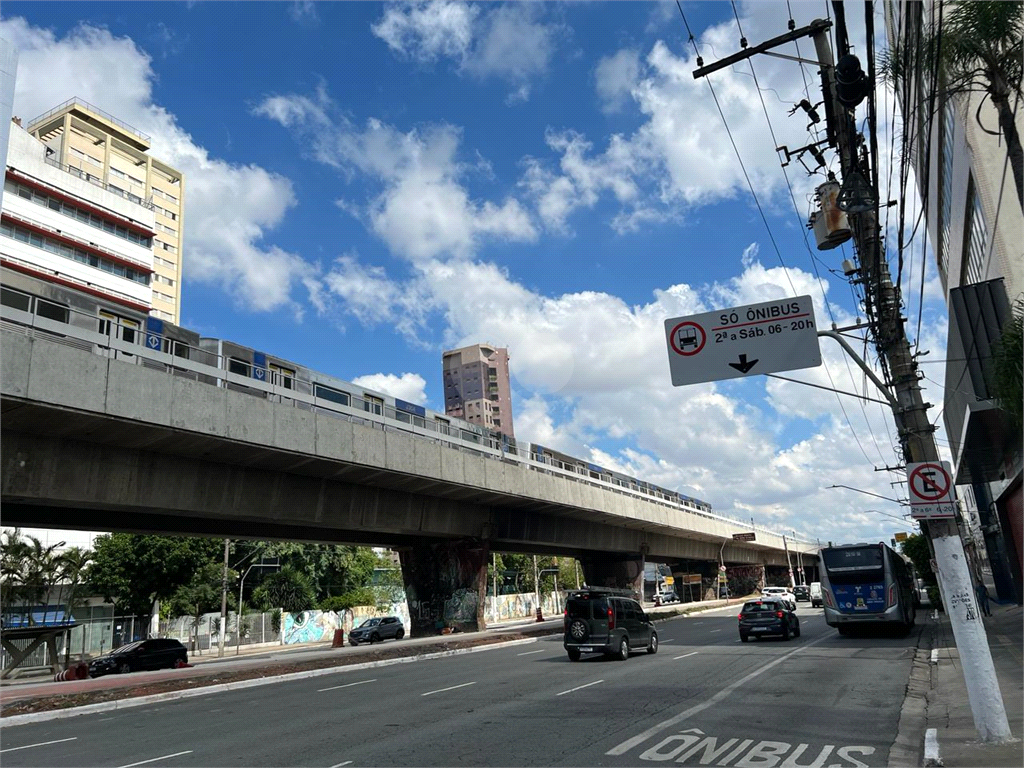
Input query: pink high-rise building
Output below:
<box><xmin>442</xmin><ymin>343</ymin><xmax>514</xmax><ymax>438</ymax></box>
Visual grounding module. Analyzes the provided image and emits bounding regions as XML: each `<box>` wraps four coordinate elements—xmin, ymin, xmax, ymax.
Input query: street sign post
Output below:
<box><xmin>732</xmin><ymin>532</ymin><xmax>756</xmax><ymax>542</ymax></box>
<box><xmin>907</xmin><ymin>461</ymin><xmax>957</xmax><ymax>519</ymax></box>
<box><xmin>664</xmin><ymin>295</ymin><xmax>821</xmax><ymax>386</ymax></box>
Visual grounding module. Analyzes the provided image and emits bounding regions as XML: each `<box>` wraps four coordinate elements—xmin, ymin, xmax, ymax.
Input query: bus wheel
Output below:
<box><xmin>837</xmin><ymin>625</ymin><xmax>851</xmax><ymax>636</ymax></box>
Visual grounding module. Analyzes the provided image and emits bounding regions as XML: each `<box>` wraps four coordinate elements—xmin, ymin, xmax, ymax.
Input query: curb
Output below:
<box><xmin>1</xmin><ymin>637</ymin><xmax>538</xmax><ymax>727</ymax></box>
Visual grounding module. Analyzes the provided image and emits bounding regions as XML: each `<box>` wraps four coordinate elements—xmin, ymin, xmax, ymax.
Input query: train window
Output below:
<box><xmin>162</xmin><ymin>338</ymin><xmax>190</xmax><ymax>358</ymax></box>
<box><xmin>363</xmin><ymin>395</ymin><xmax>383</xmax><ymax>416</ymax></box>
<box><xmin>228</xmin><ymin>358</ymin><xmax>250</xmax><ymax>377</ymax></box>
<box><xmin>314</xmin><ymin>384</ymin><xmax>350</xmax><ymax>407</ymax></box>
<box><xmin>98</xmin><ymin>311</ymin><xmax>139</xmax><ymax>344</ymax></box>
<box><xmin>269</xmin><ymin>363</ymin><xmax>295</xmax><ymax>390</ymax></box>
<box><xmin>1</xmin><ymin>287</ymin><xmax>32</xmax><ymax>312</ymax></box>
<box><xmin>36</xmin><ymin>299</ymin><xmax>70</xmax><ymax>324</ymax></box>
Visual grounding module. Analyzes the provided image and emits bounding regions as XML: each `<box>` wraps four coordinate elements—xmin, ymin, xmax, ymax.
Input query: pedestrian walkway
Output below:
<box><xmin>923</xmin><ymin>601</ymin><xmax>1022</xmax><ymax>767</ymax></box>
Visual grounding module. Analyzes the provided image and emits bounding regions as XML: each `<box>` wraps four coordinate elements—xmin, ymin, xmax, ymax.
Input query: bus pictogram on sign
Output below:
<box><xmin>669</xmin><ymin>321</ymin><xmax>706</xmax><ymax>356</ymax></box>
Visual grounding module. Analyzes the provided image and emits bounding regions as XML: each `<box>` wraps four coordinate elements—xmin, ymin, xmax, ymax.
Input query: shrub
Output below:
<box><xmin>927</xmin><ymin>586</ymin><xmax>943</xmax><ymax>612</ymax></box>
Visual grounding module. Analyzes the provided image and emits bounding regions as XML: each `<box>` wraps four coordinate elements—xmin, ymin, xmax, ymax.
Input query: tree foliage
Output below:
<box><xmin>165</xmin><ymin>561</ymin><xmax>233</xmax><ymax>620</ymax></box>
<box><xmin>233</xmin><ymin>541</ymin><xmax>380</xmax><ymax>604</ymax></box>
<box><xmin>900</xmin><ymin>533</ymin><xmax>935</xmax><ymax>585</ymax></box>
<box><xmin>1</xmin><ymin>529</ymin><xmax>93</xmax><ymax>626</ymax></box>
<box><xmin>86</xmin><ymin>533</ymin><xmax>222</xmax><ymax>617</ymax></box>
<box><xmin>251</xmin><ymin>567</ymin><xmax>316</xmax><ymax>613</ymax></box>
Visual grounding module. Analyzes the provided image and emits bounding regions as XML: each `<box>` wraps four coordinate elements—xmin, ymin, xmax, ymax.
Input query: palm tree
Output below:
<box><xmin>886</xmin><ymin>1</ymin><xmax>1024</xmax><ymax>208</ymax></box>
<box><xmin>56</xmin><ymin>547</ymin><xmax>94</xmax><ymax>665</ymax></box>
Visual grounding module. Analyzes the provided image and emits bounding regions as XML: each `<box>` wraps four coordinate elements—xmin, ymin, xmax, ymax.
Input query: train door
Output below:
<box><xmin>98</xmin><ymin>310</ymin><xmax>140</xmax><ymax>359</ymax></box>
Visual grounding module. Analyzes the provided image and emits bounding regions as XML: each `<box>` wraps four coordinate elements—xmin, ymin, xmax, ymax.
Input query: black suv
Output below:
<box><xmin>738</xmin><ymin>599</ymin><xmax>800</xmax><ymax>642</ymax></box>
<box><xmin>793</xmin><ymin>585</ymin><xmax>810</xmax><ymax>602</ymax></box>
<box><xmin>563</xmin><ymin>587</ymin><xmax>658</xmax><ymax>661</ymax></box>
<box><xmin>89</xmin><ymin>638</ymin><xmax>188</xmax><ymax>677</ymax></box>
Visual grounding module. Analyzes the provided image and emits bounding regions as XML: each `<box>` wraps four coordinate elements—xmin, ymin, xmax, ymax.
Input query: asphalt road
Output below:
<box><xmin>0</xmin><ymin>605</ymin><xmax>925</xmax><ymax>768</ymax></box>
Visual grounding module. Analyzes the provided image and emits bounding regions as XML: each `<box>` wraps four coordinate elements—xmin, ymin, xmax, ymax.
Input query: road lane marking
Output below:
<box><xmin>1</xmin><ymin>737</ymin><xmax>78</xmax><ymax>753</ymax></box>
<box><xmin>329</xmin><ymin>762</ymin><xmax>353</xmax><ymax>767</ymax></box>
<box><xmin>422</xmin><ymin>681</ymin><xmax>476</xmax><ymax>697</ymax></box>
<box><xmin>556</xmin><ymin>680</ymin><xmax>604</xmax><ymax>696</ymax></box>
<box><xmin>673</xmin><ymin>652</ymin><xmax>699</xmax><ymax>660</ymax></box>
<box><xmin>709</xmin><ymin>629</ymin><xmax>722</xmax><ymax>633</ymax></box>
<box><xmin>606</xmin><ymin>632</ymin><xmax>830</xmax><ymax>755</ymax></box>
<box><xmin>517</xmin><ymin>649</ymin><xmax>545</xmax><ymax>656</ymax></box>
<box><xmin>117</xmin><ymin>751</ymin><xmax>193</xmax><ymax>768</ymax></box>
<box><xmin>318</xmin><ymin>678</ymin><xmax>376</xmax><ymax>693</ymax></box>
<box><xmin>660</xmin><ymin>638</ymin><xmax>673</xmax><ymax>642</ymax></box>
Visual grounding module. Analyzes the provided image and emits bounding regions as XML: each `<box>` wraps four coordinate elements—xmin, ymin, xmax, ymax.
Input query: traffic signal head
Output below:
<box><xmin>835</xmin><ymin>54</ymin><xmax>871</xmax><ymax>110</ymax></box>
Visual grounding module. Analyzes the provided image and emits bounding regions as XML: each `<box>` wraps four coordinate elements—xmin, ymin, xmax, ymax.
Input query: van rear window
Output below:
<box><xmin>567</xmin><ymin>598</ymin><xmax>608</xmax><ymax>619</ymax></box>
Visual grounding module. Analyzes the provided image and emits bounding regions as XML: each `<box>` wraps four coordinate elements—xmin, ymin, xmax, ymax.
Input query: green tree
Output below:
<box><xmin>251</xmin><ymin>567</ymin><xmax>315</xmax><ymax>612</ymax></box>
<box><xmin>992</xmin><ymin>297</ymin><xmax>1023</xmax><ymax>430</ymax></box>
<box><xmin>0</xmin><ymin>529</ymin><xmax>67</xmax><ymax>624</ymax></box>
<box><xmin>87</xmin><ymin>533</ymin><xmax>222</xmax><ymax>617</ymax></box>
<box><xmin>900</xmin><ymin>534</ymin><xmax>936</xmax><ymax>585</ymax></box>
<box><xmin>234</xmin><ymin>541</ymin><xmax>379</xmax><ymax>604</ymax></box>
<box><xmin>885</xmin><ymin>1</ymin><xmax>1023</xmax><ymax>207</ymax></box>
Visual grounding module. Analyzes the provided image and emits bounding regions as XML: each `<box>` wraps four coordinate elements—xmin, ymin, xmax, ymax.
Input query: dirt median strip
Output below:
<box><xmin>1</xmin><ymin>629</ymin><xmax>559</xmax><ymax>719</ymax></box>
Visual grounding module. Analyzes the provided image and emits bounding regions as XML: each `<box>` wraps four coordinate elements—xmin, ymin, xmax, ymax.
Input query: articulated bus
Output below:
<box><xmin>818</xmin><ymin>542</ymin><xmax>917</xmax><ymax>636</ymax></box>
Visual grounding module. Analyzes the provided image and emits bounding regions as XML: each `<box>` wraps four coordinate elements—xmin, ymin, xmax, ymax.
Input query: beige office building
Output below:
<box><xmin>442</xmin><ymin>343</ymin><xmax>515</xmax><ymax>438</ymax></box>
<box><xmin>27</xmin><ymin>98</ymin><xmax>185</xmax><ymax>324</ymax></box>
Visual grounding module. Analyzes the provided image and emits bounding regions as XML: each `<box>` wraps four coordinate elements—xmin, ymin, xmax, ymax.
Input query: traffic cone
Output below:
<box><xmin>535</xmin><ymin>606</ymin><xmax>544</xmax><ymax>622</ymax></box>
<box><xmin>173</xmin><ymin>658</ymin><xmax>193</xmax><ymax>669</ymax></box>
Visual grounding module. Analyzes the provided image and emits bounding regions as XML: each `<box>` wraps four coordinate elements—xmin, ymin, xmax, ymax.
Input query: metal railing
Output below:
<box><xmin>28</xmin><ymin>97</ymin><xmax>151</xmax><ymax>144</ymax></box>
<box><xmin>0</xmin><ymin>301</ymin><xmax>813</xmax><ymax>547</ymax></box>
<box><xmin>41</xmin><ymin>157</ymin><xmax>155</xmax><ymax>210</ymax></box>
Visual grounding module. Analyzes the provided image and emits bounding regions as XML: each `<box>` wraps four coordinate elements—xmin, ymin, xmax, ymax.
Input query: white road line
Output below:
<box><xmin>709</xmin><ymin>629</ymin><xmax>722</xmax><ymax>633</ymax></box>
<box><xmin>924</xmin><ymin>728</ymin><xmax>941</xmax><ymax>766</ymax></box>
<box><xmin>422</xmin><ymin>681</ymin><xmax>476</xmax><ymax>697</ymax></box>
<box><xmin>660</xmin><ymin>638</ymin><xmax>673</xmax><ymax>642</ymax></box>
<box><xmin>329</xmin><ymin>762</ymin><xmax>353</xmax><ymax>768</ymax></box>
<box><xmin>673</xmin><ymin>652</ymin><xmax>699</xmax><ymax>660</ymax></box>
<box><xmin>606</xmin><ymin>633</ymin><xmax>831</xmax><ymax>756</ymax></box>
<box><xmin>117</xmin><ymin>751</ymin><xmax>193</xmax><ymax>768</ymax></box>
<box><xmin>0</xmin><ymin>737</ymin><xmax>78</xmax><ymax>754</ymax></box>
<box><xmin>556</xmin><ymin>680</ymin><xmax>605</xmax><ymax>696</ymax></box>
<box><xmin>318</xmin><ymin>678</ymin><xmax>376</xmax><ymax>693</ymax></box>
<box><xmin>930</xmin><ymin>649</ymin><xmax>939</xmax><ymax>664</ymax></box>
<box><xmin>517</xmin><ymin>649</ymin><xmax>545</xmax><ymax>656</ymax></box>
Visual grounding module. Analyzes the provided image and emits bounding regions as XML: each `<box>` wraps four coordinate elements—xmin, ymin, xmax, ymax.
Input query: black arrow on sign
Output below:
<box><xmin>729</xmin><ymin>354</ymin><xmax>759</xmax><ymax>374</ymax></box>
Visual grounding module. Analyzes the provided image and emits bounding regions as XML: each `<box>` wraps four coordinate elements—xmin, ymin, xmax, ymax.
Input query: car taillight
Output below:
<box><xmin>737</xmin><ymin>614</ymin><xmax>744</xmax><ymax>620</ymax></box>
<box><xmin>607</xmin><ymin>606</ymin><xmax>615</xmax><ymax>630</ymax></box>
<box><xmin>776</xmin><ymin>611</ymin><xmax>784</xmax><ymax>618</ymax></box>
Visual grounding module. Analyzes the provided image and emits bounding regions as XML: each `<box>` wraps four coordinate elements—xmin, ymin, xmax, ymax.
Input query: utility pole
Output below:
<box><xmin>218</xmin><ymin>538</ymin><xmax>229</xmax><ymax>657</ymax></box>
<box><xmin>782</xmin><ymin>535</ymin><xmax>796</xmax><ymax>589</ymax></box>
<box><xmin>693</xmin><ymin>7</ymin><xmax>1009</xmax><ymax>743</ymax></box>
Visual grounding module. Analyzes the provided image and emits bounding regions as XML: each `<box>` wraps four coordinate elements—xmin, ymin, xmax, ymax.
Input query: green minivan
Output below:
<box><xmin>563</xmin><ymin>587</ymin><xmax>658</xmax><ymax>661</ymax></box>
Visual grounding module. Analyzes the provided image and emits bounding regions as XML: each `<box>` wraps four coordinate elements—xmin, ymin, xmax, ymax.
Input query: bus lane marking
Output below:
<box><xmin>631</xmin><ymin>728</ymin><xmax>877</xmax><ymax>767</ymax></box>
<box><xmin>606</xmin><ymin>633</ymin><xmax>830</xmax><ymax>756</ymax></box>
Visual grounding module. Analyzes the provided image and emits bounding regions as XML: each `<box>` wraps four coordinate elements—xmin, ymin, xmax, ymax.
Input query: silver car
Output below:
<box><xmin>348</xmin><ymin>616</ymin><xmax>405</xmax><ymax>645</ymax></box>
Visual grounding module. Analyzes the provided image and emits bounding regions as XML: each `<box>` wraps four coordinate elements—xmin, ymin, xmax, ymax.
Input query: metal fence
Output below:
<box><xmin>0</xmin><ymin>613</ymin><xmax>146</xmax><ymax>671</ymax></box>
<box><xmin>158</xmin><ymin>611</ymin><xmax>281</xmax><ymax>655</ymax></box>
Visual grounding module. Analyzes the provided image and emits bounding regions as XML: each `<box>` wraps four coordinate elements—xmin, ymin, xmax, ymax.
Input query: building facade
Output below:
<box><xmin>442</xmin><ymin>343</ymin><xmax>515</xmax><ymax>438</ymax></box>
<box><xmin>886</xmin><ymin>1</ymin><xmax>1023</xmax><ymax>602</ymax></box>
<box><xmin>26</xmin><ymin>99</ymin><xmax>184</xmax><ymax>324</ymax></box>
<box><xmin>2</xmin><ymin>116</ymin><xmax>157</xmax><ymax>331</ymax></box>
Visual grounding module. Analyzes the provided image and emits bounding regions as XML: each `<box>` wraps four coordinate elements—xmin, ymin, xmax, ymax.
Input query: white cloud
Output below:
<box><xmin>370</xmin><ymin>2</ymin><xmax>562</xmax><ymax>101</ymax></box>
<box><xmin>2</xmin><ymin>17</ymin><xmax>318</xmax><ymax>313</ymax></box>
<box><xmin>595</xmin><ymin>49</ymin><xmax>640</xmax><ymax>113</ymax></box>
<box><xmin>351</xmin><ymin>372</ymin><xmax>429</xmax><ymax>405</ymax></box>
<box><xmin>256</xmin><ymin>97</ymin><xmax>537</xmax><ymax>261</ymax></box>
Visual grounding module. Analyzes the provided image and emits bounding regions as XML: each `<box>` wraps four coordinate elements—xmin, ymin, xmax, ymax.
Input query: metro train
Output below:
<box><xmin>0</xmin><ymin>275</ymin><xmax>716</xmax><ymax>519</ymax></box>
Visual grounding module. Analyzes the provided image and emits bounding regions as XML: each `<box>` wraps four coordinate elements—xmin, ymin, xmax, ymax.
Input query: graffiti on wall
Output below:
<box><xmin>282</xmin><ymin>601</ymin><xmax>412</xmax><ymax>645</ymax></box>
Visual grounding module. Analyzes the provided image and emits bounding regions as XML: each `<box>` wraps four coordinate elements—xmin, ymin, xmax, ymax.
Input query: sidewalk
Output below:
<box><xmin>923</xmin><ymin>601</ymin><xmax>1023</xmax><ymax>767</ymax></box>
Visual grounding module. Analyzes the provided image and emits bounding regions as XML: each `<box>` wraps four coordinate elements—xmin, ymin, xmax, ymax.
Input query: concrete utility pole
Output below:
<box><xmin>782</xmin><ymin>535</ymin><xmax>796</xmax><ymax>589</ymax></box>
<box><xmin>693</xmin><ymin>9</ymin><xmax>1009</xmax><ymax>742</ymax></box>
<box><xmin>218</xmin><ymin>538</ymin><xmax>229</xmax><ymax>657</ymax></box>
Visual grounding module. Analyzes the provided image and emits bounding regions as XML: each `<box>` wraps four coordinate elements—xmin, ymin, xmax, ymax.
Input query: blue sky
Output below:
<box><xmin>1</xmin><ymin>1</ymin><xmax>951</xmax><ymax>549</ymax></box>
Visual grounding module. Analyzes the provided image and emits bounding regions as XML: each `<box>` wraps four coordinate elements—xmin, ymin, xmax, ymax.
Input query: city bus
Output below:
<box><xmin>818</xmin><ymin>542</ymin><xmax>917</xmax><ymax>635</ymax></box>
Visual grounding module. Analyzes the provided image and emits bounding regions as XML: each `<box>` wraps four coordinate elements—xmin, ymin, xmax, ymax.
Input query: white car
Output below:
<box><xmin>761</xmin><ymin>586</ymin><xmax>797</xmax><ymax>611</ymax></box>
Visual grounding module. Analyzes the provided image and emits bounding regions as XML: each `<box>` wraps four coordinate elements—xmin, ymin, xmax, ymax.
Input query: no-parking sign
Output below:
<box><xmin>907</xmin><ymin>461</ymin><xmax>957</xmax><ymax>520</ymax></box>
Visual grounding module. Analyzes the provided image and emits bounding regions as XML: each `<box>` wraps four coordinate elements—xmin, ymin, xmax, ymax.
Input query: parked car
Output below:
<box><xmin>810</xmin><ymin>582</ymin><xmax>823</xmax><ymax>607</ymax></box>
<box><xmin>88</xmin><ymin>638</ymin><xmax>188</xmax><ymax>677</ymax></box>
<box><xmin>793</xmin><ymin>585</ymin><xmax>810</xmax><ymax>602</ymax></box>
<box><xmin>348</xmin><ymin>616</ymin><xmax>405</xmax><ymax>645</ymax></box>
<box><xmin>738</xmin><ymin>599</ymin><xmax>801</xmax><ymax>642</ymax></box>
<box><xmin>761</xmin><ymin>586</ymin><xmax>797</xmax><ymax>611</ymax></box>
<box><xmin>563</xmin><ymin>587</ymin><xmax>658</xmax><ymax>661</ymax></box>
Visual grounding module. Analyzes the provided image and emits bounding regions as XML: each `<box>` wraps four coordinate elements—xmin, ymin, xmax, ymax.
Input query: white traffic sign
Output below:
<box><xmin>664</xmin><ymin>295</ymin><xmax>821</xmax><ymax>386</ymax></box>
<box><xmin>907</xmin><ymin>461</ymin><xmax>957</xmax><ymax>519</ymax></box>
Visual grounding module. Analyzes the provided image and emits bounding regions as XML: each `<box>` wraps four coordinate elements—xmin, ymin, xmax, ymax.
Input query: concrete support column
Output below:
<box><xmin>579</xmin><ymin>551</ymin><xmax>645</xmax><ymax>598</ymax></box>
<box><xmin>398</xmin><ymin>538</ymin><xmax>489</xmax><ymax>636</ymax></box>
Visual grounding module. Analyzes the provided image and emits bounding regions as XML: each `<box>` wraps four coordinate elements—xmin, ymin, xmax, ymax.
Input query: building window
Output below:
<box><xmin>938</xmin><ymin>100</ymin><xmax>957</xmax><ymax>282</ymax></box>
<box><xmin>962</xmin><ymin>179</ymin><xmax>988</xmax><ymax>286</ymax></box>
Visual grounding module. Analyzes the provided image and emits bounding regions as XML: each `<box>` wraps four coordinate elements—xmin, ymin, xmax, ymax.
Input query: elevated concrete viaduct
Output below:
<box><xmin>1</xmin><ymin>325</ymin><xmax>816</xmax><ymax>636</ymax></box>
